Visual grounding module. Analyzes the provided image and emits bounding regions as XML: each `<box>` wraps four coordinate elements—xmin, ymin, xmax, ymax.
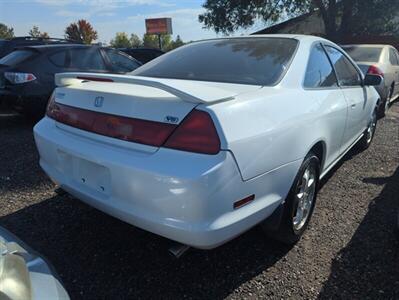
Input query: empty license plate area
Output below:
<box><xmin>58</xmin><ymin>150</ymin><xmax>111</xmax><ymax>195</ymax></box>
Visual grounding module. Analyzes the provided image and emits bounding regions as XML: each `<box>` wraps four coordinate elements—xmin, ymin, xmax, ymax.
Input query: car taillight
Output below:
<box><xmin>46</xmin><ymin>92</ymin><xmax>57</xmax><ymax>117</ymax></box>
<box><xmin>367</xmin><ymin>65</ymin><xmax>384</xmax><ymax>77</ymax></box>
<box><xmin>4</xmin><ymin>72</ymin><xmax>36</xmax><ymax>84</ymax></box>
<box><xmin>164</xmin><ymin>110</ymin><xmax>220</xmax><ymax>155</ymax></box>
<box><xmin>47</xmin><ymin>101</ymin><xmax>176</xmax><ymax>147</ymax></box>
<box><xmin>46</xmin><ymin>99</ymin><xmax>221</xmax><ymax>155</ymax></box>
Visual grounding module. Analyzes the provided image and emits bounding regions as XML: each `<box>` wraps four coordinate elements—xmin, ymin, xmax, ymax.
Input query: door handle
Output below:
<box><xmin>351</xmin><ymin>104</ymin><xmax>356</xmax><ymax>109</ymax></box>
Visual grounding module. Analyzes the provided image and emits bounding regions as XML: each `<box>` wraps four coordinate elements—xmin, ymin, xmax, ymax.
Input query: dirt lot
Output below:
<box><xmin>1</xmin><ymin>104</ymin><xmax>398</xmax><ymax>299</ymax></box>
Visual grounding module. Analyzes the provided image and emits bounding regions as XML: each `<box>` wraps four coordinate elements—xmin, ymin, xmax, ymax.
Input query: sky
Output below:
<box><xmin>0</xmin><ymin>0</ymin><xmax>267</xmax><ymax>44</ymax></box>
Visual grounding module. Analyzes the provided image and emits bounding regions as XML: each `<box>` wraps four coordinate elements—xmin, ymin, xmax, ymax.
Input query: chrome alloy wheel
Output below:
<box><xmin>366</xmin><ymin>111</ymin><xmax>377</xmax><ymax>144</ymax></box>
<box><xmin>293</xmin><ymin>165</ymin><xmax>317</xmax><ymax>231</ymax></box>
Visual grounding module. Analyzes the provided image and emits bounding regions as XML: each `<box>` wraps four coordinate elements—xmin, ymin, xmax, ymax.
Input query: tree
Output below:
<box><xmin>0</xmin><ymin>23</ymin><xmax>14</xmax><ymax>39</ymax></box>
<box><xmin>165</xmin><ymin>35</ymin><xmax>185</xmax><ymax>51</ymax></box>
<box><xmin>161</xmin><ymin>34</ymin><xmax>172</xmax><ymax>50</ymax></box>
<box><xmin>199</xmin><ymin>0</ymin><xmax>399</xmax><ymax>40</ymax></box>
<box><xmin>130</xmin><ymin>33</ymin><xmax>142</xmax><ymax>48</ymax></box>
<box><xmin>110</xmin><ymin>32</ymin><xmax>131</xmax><ymax>48</ymax></box>
<box><xmin>40</xmin><ymin>32</ymin><xmax>50</xmax><ymax>39</ymax></box>
<box><xmin>65</xmin><ymin>19</ymin><xmax>98</xmax><ymax>44</ymax></box>
<box><xmin>171</xmin><ymin>35</ymin><xmax>184</xmax><ymax>49</ymax></box>
<box><xmin>29</xmin><ymin>25</ymin><xmax>50</xmax><ymax>39</ymax></box>
<box><xmin>143</xmin><ymin>33</ymin><xmax>173</xmax><ymax>50</ymax></box>
<box><xmin>29</xmin><ymin>25</ymin><xmax>41</xmax><ymax>37</ymax></box>
<box><xmin>143</xmin><ymin>33</ymin><xmax>160</xmax><ymax>48</ymax></box>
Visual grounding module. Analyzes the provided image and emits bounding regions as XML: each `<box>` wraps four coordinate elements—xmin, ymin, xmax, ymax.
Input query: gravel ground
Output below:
<box><xmin>0</xmin><ymin>104</ymin><xmax>398</xmax><ymax>299</ymax></box>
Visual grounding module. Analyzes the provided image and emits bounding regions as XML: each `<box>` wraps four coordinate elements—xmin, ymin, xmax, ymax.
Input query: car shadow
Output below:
<box><xmin>0</xmin><ymin>193</ymin><xmax>293</xmax><ymax>299</ymax></box>
<box><xmin>319</xmin><ymin>147</ymin><xmax>357</xmax><ymax>190</ymax></box>
<box><xmin>318</xmin><ymin>165</ymin><xmax>399</xmax><ymax>299</ymax></box>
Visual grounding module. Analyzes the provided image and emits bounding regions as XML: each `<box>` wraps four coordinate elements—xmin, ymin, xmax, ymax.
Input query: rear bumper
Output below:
<box><xmin>34</xmin><ymin>117</ymin><xmax>300</xmax><ymax>249</ymax></box>
<box><xmin>0</xmin><ymin>88</ymin><xmax>16</xmax><ymax>106</ymax></box>
<box><xmin>0</xmin><ymin>84</ymin><xmax>50</xmax><ymax>114</ymax></box>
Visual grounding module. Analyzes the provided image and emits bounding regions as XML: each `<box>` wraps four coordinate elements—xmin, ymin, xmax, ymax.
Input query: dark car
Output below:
<box><xmin>0</xmin><ymin>44</ymin><xmax>141</xmax><ymax>117</ymax></box>
<box><xmin>118</xmin><ymin>47</ymin><xmax>164</xmax><ymax>64</ymax></box>
<box><xmin>0</xmin><ymin>36</ymin><xmax>80</xmax><ymax>59</ymax></box>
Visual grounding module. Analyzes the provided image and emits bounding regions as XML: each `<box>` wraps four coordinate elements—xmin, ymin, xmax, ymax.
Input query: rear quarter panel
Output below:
<box><xmin>204</xmin><ymin>86</ymin><xmax>348</xmax><ymax>181</ymax></box>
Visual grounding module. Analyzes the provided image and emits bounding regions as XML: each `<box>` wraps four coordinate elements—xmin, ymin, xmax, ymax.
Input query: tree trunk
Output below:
<box><xmin>312</xmin><ymin>0</ymin><xmax>338</xmax><ymax>40</ymax></box>
<box><xmin>338</xmin><ymin>0</ymin><xmax>356</xmax><ymax>38</ymax></box>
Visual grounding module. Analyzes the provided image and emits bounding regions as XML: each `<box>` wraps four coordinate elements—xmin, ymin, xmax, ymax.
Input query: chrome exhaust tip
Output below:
<box><xmin>168</xmin><ymin>243</ymin><xmax>190</xmax><ymax>258</ymax></box>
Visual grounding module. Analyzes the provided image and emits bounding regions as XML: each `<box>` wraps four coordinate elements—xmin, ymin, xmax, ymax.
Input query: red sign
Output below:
<box><xmin>145</xmin><ymin>18</ymin><xmax>172</xmax><ymax>35</ymax></box>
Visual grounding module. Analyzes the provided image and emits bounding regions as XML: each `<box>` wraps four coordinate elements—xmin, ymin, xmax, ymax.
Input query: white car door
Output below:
<box><xmin>303</xmin><ymin>43</ymin><xmax>348</xmax><ymax>168</ymax></box>
<box><xmin>324</xmin><ymin>45</ymin><xmax>368</xmax><ymax>151</ymax></box>
<box><xmin>390</xmin><ymin>48</ymin><xmax>399</xmax><ymax>98</ymax></box>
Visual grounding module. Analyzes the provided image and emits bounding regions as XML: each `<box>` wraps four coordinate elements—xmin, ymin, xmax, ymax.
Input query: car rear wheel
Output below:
<box><xmin>262</xmin><ymin>152</ymin><xmax>320</xmax><ymax>244</ymax></box>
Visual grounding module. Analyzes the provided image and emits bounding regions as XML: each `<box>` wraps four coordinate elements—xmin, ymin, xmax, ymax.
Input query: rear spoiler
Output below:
<box><xmin>54</xmin><ymin>72</ymin><xmax>236</xmax><ymax>104</ymax></box>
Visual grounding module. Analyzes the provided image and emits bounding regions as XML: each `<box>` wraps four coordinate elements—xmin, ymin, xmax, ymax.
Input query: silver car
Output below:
<box><xmin>342</xmin><ymin>44</ymin><xmax>399</xmax><ymax>116</ymax></box>
<box><xmin>0</xmin><ymin>227</ymin><xmax>69</xmax><ymax>300</ymax></box>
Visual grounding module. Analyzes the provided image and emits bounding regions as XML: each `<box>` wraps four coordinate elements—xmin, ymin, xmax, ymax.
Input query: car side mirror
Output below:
<box><xmin>363</xmin><ymin>74</ymin><xmax>383</xmax><ymax>86</ymax></box>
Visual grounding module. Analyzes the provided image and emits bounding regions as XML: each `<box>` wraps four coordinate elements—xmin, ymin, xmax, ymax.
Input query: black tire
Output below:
<box><xmin>262</xmin><ymin>152</ymin><xmax>320</xmax><ymax>245</ymax></box>
<box><xmin>357</xmin><ymin>109</ymin><xmax>377</xmax><ymax>151</ymax></box>
<box><xmin>379</xmin><ymin>86</ymin><xmax>393</xmax><ymax>118</ymax></box>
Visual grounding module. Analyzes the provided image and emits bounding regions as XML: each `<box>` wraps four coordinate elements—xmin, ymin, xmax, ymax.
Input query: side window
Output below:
<box><xmin>105</xmin><ymin>49</ymin><xmax>141</xmax><ymax>73</ymax></box>
<box><xmin>48</xmin><ymin>50</ymin><xmax>67</xmax><ymax>67</ymax></box>
<box><xmin>325</xmin><ymin>46</ymin><xmax>362</xmax><ymax>87</ymax></box>
<box><xmin>389</xmin><ymin>48</ymin><xmax>399</xmax><ymax>65</ymax></box>
<box><xmin>69</xmin><ymin>48</ymin><xmax>107</xmax><ymax>71</ymax></box>
<box><xmin>304</xmin><ymin>44</ymin><xmax>337</xmax><ymax>88</ymax></box>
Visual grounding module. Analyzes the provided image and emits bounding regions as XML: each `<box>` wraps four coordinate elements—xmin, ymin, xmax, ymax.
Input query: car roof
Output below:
<box><xmin>193</xmin><ymin>34</ymin><xmax>332</xmax><ymax>46</ymax></box>
<box><xmin>25</xmin><ymin>44</ymin><xmax>92</xmax><ymax>49</ymax></box>
<box><xmin>16</xmin><ymin>44</ymin><xmax>103</xmax><ymax>53</ymax></box>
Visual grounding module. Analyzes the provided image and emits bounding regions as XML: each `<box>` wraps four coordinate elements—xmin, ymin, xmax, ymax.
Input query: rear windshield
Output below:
<box><xmin>343</xmin><ymin>46</ymin><xmax>382</xmax><ymax>62</ymax></box>
<box><xmin>0</xmin><ymin>49</ymin><xmax>36</xmax><ymax>66</ymax></box>
<box><xmin>131</xmin><ymin>38</ymin><xmax>298</xmax><ymax>86</ymax></box>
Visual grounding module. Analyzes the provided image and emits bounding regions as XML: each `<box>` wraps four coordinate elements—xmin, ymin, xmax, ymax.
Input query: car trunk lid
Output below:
<box><xmin>51</xmin><ymin>73</ymin><xmax>260</xmax><ymax>153</ymax></box>
<box><xmin>55</xmin><ymin>72</ymin><xmax>261</xmax><ymax>104</ymax></box>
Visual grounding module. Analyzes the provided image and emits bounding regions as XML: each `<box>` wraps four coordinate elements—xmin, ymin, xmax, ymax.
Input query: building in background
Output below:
<box><xmin>254</xmin><ymin>11</ymin><xmax>399</xmax><ymax>50</ymax></box>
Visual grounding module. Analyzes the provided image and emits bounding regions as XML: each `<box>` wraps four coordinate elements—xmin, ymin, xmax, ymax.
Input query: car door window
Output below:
<box><xmin>389</xmin><ymin>48</ymin><xmax>399</xmax><ymax>65</ymax></box>
<box><xmin>325</xmin><ymin>46</ymin><xmax>362</xmax><ymax>87</ymax></box>
<box><xmin>48</xmin><ymin>50</ymin><xmax>67</xmax><ymax>67</ymax></box>
<box><xmin>104</xmin><ymin>49</ymin><xmax>141</xmax><ymax>73</ymax></box>
<box><xmin>69</xmin><ymin>48</ymin><xmax>107</xmax><ymax>71</ymax></box>
<box><xmin>304</xmin><ymin>44</ymin><xmax>338</xmax><ymax>88</ymax></box>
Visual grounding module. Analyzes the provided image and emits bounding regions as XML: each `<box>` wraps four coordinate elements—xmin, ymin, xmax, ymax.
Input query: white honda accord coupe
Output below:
<box><xmin>34</xmin><ymin>35</ymin><xmax>382</xmax><ymax>249</ymax></box>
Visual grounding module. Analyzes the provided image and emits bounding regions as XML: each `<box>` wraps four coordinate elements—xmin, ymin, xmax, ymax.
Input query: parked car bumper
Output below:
<box><xmin>34</xmin><ymin>117</ymin><xmax>300</xmax><ymax>249</ymax></box>
<box><xmin>0</xmin><ymin>84</ymin><xmax>51</xmax><ymax>115</ymax></box>
<box><xmin>0</xmin><ymin>226</ymin><xmax>70</xmax><ymax>300</ymax></box>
